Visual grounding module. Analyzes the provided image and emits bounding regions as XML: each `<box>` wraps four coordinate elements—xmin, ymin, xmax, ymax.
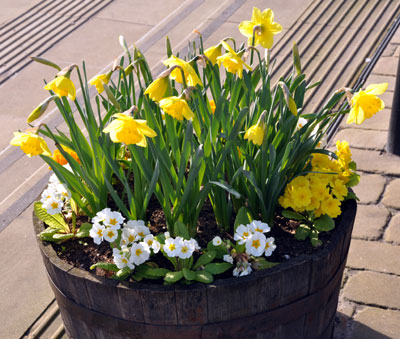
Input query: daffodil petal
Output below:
<box><xmin>238</xmin><ymin>21</ymin><xmax>255</xmax><ymax>37</ymax></box>
<box><xmin>365</xmin><ymin>83</ymin><xmax>388</xmax><ymax>95</ymax></box>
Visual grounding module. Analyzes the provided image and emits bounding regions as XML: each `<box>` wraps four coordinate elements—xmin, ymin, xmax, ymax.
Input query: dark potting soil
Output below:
<box><xmin>52</xmin><ymin>199</ymin><xmax>333</xmax><ymax>282</ymax></box>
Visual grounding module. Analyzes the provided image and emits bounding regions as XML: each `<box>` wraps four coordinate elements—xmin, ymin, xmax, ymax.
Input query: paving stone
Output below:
<box><xmin>351</xmin><ymin>149</ymin><xmax>400</xmax><ymax>176</ymax></box>
<box><xmin>343</xmin><ymin>271</ymin><xmax>400</xmax><ymax>309</ymax></box>
<box><xmin>373</xmin><ymin>56</ymin><xmax>399</xmax><ymax>76</ymax></box>
<box><xmin>352</xmin><ymin>205</ymin><xmax>389</xmax><ymax>240</ymax></box>
<box><xmin>384</xmin><ymin>213</ymin><xmax>400</xmax><ymax>244</ymax></box>
<box><xmin>391</xmin><ymin>27</ymin><xmax>400</xmax><ymax>44</ymax></box>
<box><xmin>352</xmin><ymin>174</ymin><xmax>386</xmax><ymax>204</ymax></box>
<box><xmin>347</xmin><ymin>239</ymin><xmax>400</xmax><ymax>275</ymax></box>
<box><xmin>380</xmin><ymin>91</ymin><xmax>393</xmax><ymax>109</ymax></box>
<box><xmin>352</xmin><ymin>307</ymin><xmax>400</xmax><ymax>339</ymax></box>
<box><xmin>365</xmin><ymin>74</ymin><xmax>396</xmax><ymax>92</ymax></box>
<box><xmin>341</xmin><ymin>108</ymin><xmax>391</xmax><ymax>131</ymax></box>
<box><xmin>334</xmin><ymin>129</ymin><xmax>387</xmax><ymax>151</ymax></box>
<box><xmin>382</xmin><ymin>178</ymin><xmax>400</xmax><ymax>209</ymax></box>
<box><xmin>381</xmin><ymin>42</ymin><xmax>398</xmax><ymax>57</ymax></box>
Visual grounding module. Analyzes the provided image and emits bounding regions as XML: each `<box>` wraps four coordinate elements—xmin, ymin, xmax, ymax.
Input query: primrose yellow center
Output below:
<box><xmin>109</xmin><ymin>218</ymin><xmax>117</xmax><ymax>225</ymax></box>
<box><xmin>147</xmin><ymin>239</ymin><xmax>153</xmax><ymax>246</ymax></box>
<box><xmin>168</xmin><ymin>244</ymin><xmax>176</xmax><ymax>251</ymax></box>
<box><xmin>181</xmin><ymin>246</ymin><xmax>188</xmax><ymax>253</ymax></box>
<box><xmin>128</xmin><ymin>235</ymin><xmax>135</xmax><ymax>242</ymax></box>
<box><xmin>138</xmin><ymin>232</ymin><xmax>145</xmax><ymax>237</ymax></box>
<box><xmin>252</xmin><ymin>239</ymin><xmax>261</xmax><ymax>249</ymax></box>
<box><xmin>122</xmin><ymin>258</ymin><xmax>128</xmax><ymax>264</ymax></box>
<box><xmin>243</xmin><ymin>232</ymin><xmax>249</xmax><ymax>238</ymax></box>
<box><xmin>135</xmin><ymin>249</ymin><xmax>143</xmax><ymax>256</ymax></box>
<box><xmin>265</xmin><ymin>243</ymin><xmax>270</xmax><ymax>249</ymax></box>
<box><xmin>97</xmin><ymin>229</ymin><xmax>103</xmax><ymax>236</ymax></box>
<box><xmin>51</xmin><ymin>202</ymin><xmax>59</xmax><ymax>209</ymax></box>
<box><xmin>107</xmin><ymin>231</ymin><xmax>115</xmax><ymax>237</ymax></box>
<box><xmin>255</xmin><ymin>228</ymin><xmax>262</xmax><ymax>232</ymax></box>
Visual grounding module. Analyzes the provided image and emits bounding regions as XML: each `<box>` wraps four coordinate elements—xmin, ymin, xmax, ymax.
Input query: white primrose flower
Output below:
<box><xmin>63</xmin><ymin>163</ymin><xmax>73</xmax><ymax>172</ymax></box>
<box><xmin>223</xmin><ymin>254</ymin><xmax>234</xmax><ymax>264</ymax></box>
<box><xmin>192</xmin><ymin>239</ymin><xmax>201</xmax><ymax>250</ymax></box>
<box><xmin>130</xmin><ymin>242</ymin><xmax>150</xmax><ymax>266</ymax></box>
<box><xmin>233</xmin><ymin>262</ymin><xmax>252</xmax><ymax>277</ymax></box>
<box><xmin>113</xmin><ymin>247</ymin><xmax>134</xmax><ymax>270</ymax></box>
<box><xmin>245</xmin><ymin>232</ymin><xmax>267</xmax><ymax>257</ymax></box>
<box><xmin>164</xmin><ymin>237</ymin><xmax>181</xmax><ymax>257</ymax></box>
<box><xmin>212</xmin><ymin>236</ymin><xmax>222</xmax><ymax>246</ymax></box>
<box><xmin>143</xmin><ymin>234</ymin><xmax>155</xmax><ymax>247</ymax></box>
<box><xmin>55</xmin><ymin>183</ymin><xmax>71</xmax><ymax>201</ymax></box>
<box><xmin>134</xmin><ymin>225</ymin><xmax>150</xmax><ymax>240</ymax></box>
<box><xmin>49</xmin><ymin>173</ymin><xmax>61</xmax><ymax>185</ymax></box>
<box><xmin>126</xmin><ymin>219</ymin><xmax>146</xmax><ymax>229</ymax></box>
<box><xmin>92</xmin><ymin>208</ymin><xmax>112</xmax><ymax>224</ymax></box>
<box><xmin>178</xmin><ymin>239</ymin><xmax>195</xmax><ymax>259</ymax></box>
<box><xmin>103</xmin><ymin>210</ymin><xmax>125</xmax><ymax>229</ymax></box>
<box><xmin>264</xmin><ymin>237</ymin><xmax>277</xmax><ymax>257</ymax></box>
<box><xmin>40</xmin><ymin>188</ymin><xmax>56</xmax><ymax>204</ymax></box>
<box><xmin>164</xmin><ymin>231</ymin><xmax>171</xmax><ymax>239</ymax></box>
<box><xmin>103</xmin><ymin>227</ymin><xmax>119</xmax><ymax>243</ymax></box>
<box><xmin>90</xmin><ymin>223</ymin><xmax>105</xmax><ymax>245</ymax></box>
<box><xmin>121</xmin><ymin>228</ymin><xmax>138</xmax><ymax>246</ymax></box>
<box><xmin>248</xmin><ymin>220</ymin><xmax>270</xmax><ymax>234</ymax></box>
<box><xmin>297</xmin><ymin>117</ymin><xmax>308</xmax><ymax>129</ymax></box>
<box><xmin>234</xmin><ymin>224</ymin><xmax>252</xmax><ymax>245</ymax></box>
<box><xmin>42</xmin><ymin>196</ymin><xmax>63</xmax><ymax>215</ymax></box>
<box><xmin>151</xmin><ymin>240</ymin><xmax>161</xmax><ymax>253</ymax></box>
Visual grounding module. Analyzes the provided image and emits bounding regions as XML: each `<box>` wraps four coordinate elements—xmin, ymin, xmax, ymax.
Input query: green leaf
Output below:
<box><xmin>233</xmin><ymin>206</ymin><xmax>253</xmax><ymax>233</ymax></box>
<box><xmin>182</xmin><ymin>268</ymin><xmax>196</xmax><ymax>281</ymax></box>
<box><xmin>204</xmin><ymin>262</ymin><xmax>232</xmax><ymax>275</ymax></box>
<box><xmin>34</xmin><ymin>202</ymin><xmax>69</xmax><ymax>233</ymax></box>
<box><xmin>310</xmin><ymin>229</ymin><xmax>322</xmax><ymax>247</ymax></box>
<box><xmin>173</xmin><ymin>221</ymin><xmax>190</xmax><ymax>240</ymax></box>
<box><xmin>348</xmin><ymin>161</ymin><xmax>357</xmax><ymax>171</ymax></box>
<box><xmin>252</xmin><ymin>257</ymin><xmax>279</xmax><ymax>270</ymax></box>
<box><xmin>314</xmin><ymin>214</ymin><xmax>335</xmax><ymax>232</ymax></box>
<box><xmin>53</xmin><ymin>233</ymin><xmax>74</xmax><ymax>240</ymax></box>
<box><xmin>30</xmin><ymin>56</ymin><xmax>61</xmax><ymax>71</ymax></box>
<box><xmin>116</xmin><ymin>267</ymin><xmax>132</xmax><ymax>280</ymax></box>
<box><xmin>75</xmin><ymin>222</ymin><xmax>92</xmax><ymax>238</ymax></box>
<box><xmin>281</xmin><ymin>209</ymin><xmax>305</xmax><ymax>221</ymax></box>
<box><xmin>210</xmin><ymin>180</ymin><xmax>241</xmax><ymax>199</ymax></box>
<box><xmin>207</xmin><ymin>242</ymin><xmax>228</xmax><ymax>259</ymax></box>
<box><xmin>143</xmin><ymin>267</ymin><xmax>171</xmax><ymax>279</ymax></box>
<box><xmin>39</xmin><ymin>228</ymin><xmax>59</xmax><ymax>241</ymax></box>
<box><xmin>295</xmin><ymin>224</ymin><xmax>311</xmax><ymax>240</ymax></box>
<box><xmin>195</xmin><ymin>270</ymin><xmax>214</xmax><ymax>283</ymax></box>
<box><xmin>193</xmin><ymin>250</ymin><xmax>216</xmax><ymax>270</ymax></box>
<box><xmin>164</xmin><ymin>271</ymin><xmax>183</xmax><ymax>283</ymax></box>
<box><xmin>90</xmin><ymin>262</ymin><xmax>119</xmax><ymax>272</ymax></box>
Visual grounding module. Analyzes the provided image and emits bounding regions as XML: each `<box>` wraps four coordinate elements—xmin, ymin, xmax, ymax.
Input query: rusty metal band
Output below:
<box><xmin>47</xmin><ymin>255</ymin><xmax>347</xmax><ymax>338</ymax></box>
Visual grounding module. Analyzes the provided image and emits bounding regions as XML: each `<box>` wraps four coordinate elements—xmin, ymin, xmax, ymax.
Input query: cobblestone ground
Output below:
<box><xmin>334</xmin><ymin>28</ymin><xmax>400</xmax><ymax>339</ymax></box>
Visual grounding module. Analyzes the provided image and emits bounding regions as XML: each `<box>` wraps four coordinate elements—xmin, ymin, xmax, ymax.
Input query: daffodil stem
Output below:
<box><xmin>250</xmin><ymin>34</ymin><xmax>255</xmax><ymax>65</ymax></box>
<box><xmin>71</xmin><ymin>211</ymin><xmax>76</xmax><ymax>234</ymax></box>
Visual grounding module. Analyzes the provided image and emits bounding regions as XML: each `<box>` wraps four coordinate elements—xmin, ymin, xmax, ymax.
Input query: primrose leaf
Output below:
<box><xmin>182</xmin><ymin>268</ymin><xmax>196</xmax><ymax>281</ymax></box>
<box><xmin>193</xmin><ymin>251</ymin><xmax>216</xmax><ymax>270</ymax></box>
<box><xmin>34</xmin><ymin>202</ymin><xmax>69</xmax><ymax>233</ymax></box>
<box><xmin>164</xmin><ymin>271</ymin><xmax>183</xmax><ymax>283</ymax></box>
<box><xmin>75</xmin><ymin>222</ymin><xmax>92</xmax><ymax>238</ymax></box>
<box><xmin>252</xmin><ymin>257</ymin><xmax>279</xmax><ymax>270</ymax></box>
<box><xmin>295</xmin><ymin>224</ymin><xmax>311</xmax><ymax>240</ymax></box>
<box><xmin>234</xmin><ymin>206</ymin><xmax>253</xmax><ymax>233</ymax></box>
<box><xmin>52</xmin><ymin>233</ymin><xmax>74</xmax><ymax>240</ymax></box>
<box><xmin>281</xmin><ymin>209</ymin><xmax>305</xmax><ymax>221</ymax></box>
<box><xmin>204</xmin><ymin>262</ymin><xmax>232</xmax><ymax>275</ymax></box>
<box><xmin>90</xmin><ymin>262</ymin><xmax>119</xmax><ymax>272</ymax></box>
<box><xmin>195</xmin><ymin>270</ymin><xmax>214</xmax><ymax>283</ymax></box>
<box><xmin>173</xmin><ymin>221</ymin><xmax>190</xmax><ymax>240</ymax></box>
<box><xmin>314</xmin><ymin>214</ymin><xmax>335</xmax><ymax>232</ymax></box>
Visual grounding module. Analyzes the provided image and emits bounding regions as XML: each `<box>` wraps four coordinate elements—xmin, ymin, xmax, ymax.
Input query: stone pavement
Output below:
<box><xmin>333</xmin><ymin>29</ymin><xmax>400</xmax><ymax>339</ymax></box>
<box><xmin>0</xmin><ymin>0</ymin><xmax>400</xmax><ymax>338</ymax></box>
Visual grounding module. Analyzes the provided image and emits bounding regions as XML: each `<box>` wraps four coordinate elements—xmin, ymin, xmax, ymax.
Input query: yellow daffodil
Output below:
<box><xmin>27</xmin><ymin>96</ymin><xmax>56</xmax><ymax>124</ymax></box>
<box><xmin>52</xmin><ymin>146</ymin><xmax>80</xmax><ymax>165</ymax></box>
<box><xmin>103</xmin><ymin>113</ymin><xmax>157</xmax><ymax>147</ymax></box>
<box><xmin>163</xmin><ymin>55</ymin><xmax>203</xmax><ymax>87</ymax></box>
<box><xmin>346</xmin><ymin>83</ymin><xmax>388</xmax><ymax>125</ymax></box>
<box><xmin>238</xmin><ymin>7</ymin><xmax>282</xmax><ymax>48</ymax></box>
<box><xmin>204</xmin><ymin>44</ymin><xmax>222</xmax><ymax>65</ymax></box>
<box><xmin>217</xmin><ymin>41</ymin><xmax>251</xmax><ymax>79</ymax></box>
<box><xmin>44</xmin><ymin>75</ymin><xmax>76</xmax><ymax>101</ymax></box>
<box><xmin>244</xmin><ymin>117</ymin><xmax>264</xmax><ymax>146</ymax></box>
<box><xmin>209</xmin><ymin>99</ymin><xmax>216</xmax><ymax>114</ymax></box>
<box><xmin>89</xmin><ymin>72</ymin><xmax>112</xmax><ymax>94</ymax></box>
<box><xmin>144</xmin><ymin>77</ymin><xmax>169</xmax><ymax>102</ymax></box>
<box><xmin>10</xmin><ymin>132</ymin><xmax>51</xmax><ymax>157</ymax></box>
<box><xmin>159</xmin><ymin>96</ymin><xmax>194</xmax><ymax>121</ymax></box>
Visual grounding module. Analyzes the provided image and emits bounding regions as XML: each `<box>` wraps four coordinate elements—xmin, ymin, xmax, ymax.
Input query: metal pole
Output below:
<box><xmin>387</xmin><ymin>55</ymin><xmax>400</xmax><ymax>155</ymax></box>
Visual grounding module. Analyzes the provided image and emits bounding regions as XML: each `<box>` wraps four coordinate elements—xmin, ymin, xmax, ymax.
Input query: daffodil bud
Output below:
<box><xmin>27</xmin><ymin>95</ymin><xmax>56</xmax><ymax>123</ymax></box>
<box><xmin>30</xmin><ymin>56</ymin><xmax>61</xmax><ymax>71</ymax></box>
<box><xmin>123</xmin><ymin>64</ymin><xmax>135</xmax><ymax>77</ymax></box>
<box><xmin>144</xmin><ymin>76</ymin><xmax>170</xmax><ymax>102</ymax></box>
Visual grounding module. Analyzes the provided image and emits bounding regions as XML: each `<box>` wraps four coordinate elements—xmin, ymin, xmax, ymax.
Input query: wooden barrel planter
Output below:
<box><xmin>34</xmin><ymin>198</ymin><xmax>356</xmax><ymax>339</ymax></box>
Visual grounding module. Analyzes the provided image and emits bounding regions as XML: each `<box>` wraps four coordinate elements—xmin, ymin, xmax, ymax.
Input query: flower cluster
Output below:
<box><xmin>40</xmin><ymin>174</ymin><xmax>71</xmax><ymax>215</ymax></box>
<box><xmin>279</xmin><ymin>141</ymin><xmax>356</xmax><ymax>219</ymax></box>
<box><xmin>89</xmin><ymin>208</ymin><xmax>125</xmax><ymax>244</ymax></box>
<box><xmin>163</xmin><ymin>234</ymin><xmax>200</xmax><ymax>259</ymax></box>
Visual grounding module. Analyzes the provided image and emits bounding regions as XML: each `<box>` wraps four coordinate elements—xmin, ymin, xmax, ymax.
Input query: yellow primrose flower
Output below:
<box><xmin>10</xmin><ymin>132</ymin><xmax>51</xmax><ymax>157</ymax></box>
<box><xmin>103</xmin><ymin>113</ymin><xmax>157</xmax><ymax>147</ymax></box>
<box><xmin>163</xmin><ymin>55</ymin><xmax>203</xmax><ymax>87</ymax></box>
<box><xmin>217</xmin><ymin>41</ymin><xmax>251</xmax><ymax>79</ymax></box>
<box><xmin>204</xmin><ymin>44</ymin><xmax>222</xmax><ymax>65</ymax></box>
<box><xmin>144</xmin><ymin>77</ymin><xmax>169</xmax><ymax>102</ymax></box>
<box><xmin>320</xmin><ymin>195</ymin><xmax>341</xmax><ymax>218</ymax></box>
<box><xmin>44</xmin><ymin>75</ymin><xmax>76</xmax><ymax>101</ymax></box>
<box><xmin>159</xmin><ymin>96</ymin><xmax>195</xmax><ymax>121</ymax></box>
<box><xmin>238</xmin><ymin>7</ymin><xmax>282</xmax><ymax>49</ymax></box>
<box><xmin>346</xmin><ymin>83</ymin><xmax>388</xmax><ymax>125</ymax></box>
<box><xmin>89</xmin><ymin>72</ymin><xmax>111</xmax><ymax>94</ymax></box>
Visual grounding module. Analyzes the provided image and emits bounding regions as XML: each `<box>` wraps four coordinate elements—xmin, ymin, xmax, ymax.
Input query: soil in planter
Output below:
<box><xmin>52</xmin><ymin>198</ymin><xmax>333</xmax><ymax>281</ymax></box>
